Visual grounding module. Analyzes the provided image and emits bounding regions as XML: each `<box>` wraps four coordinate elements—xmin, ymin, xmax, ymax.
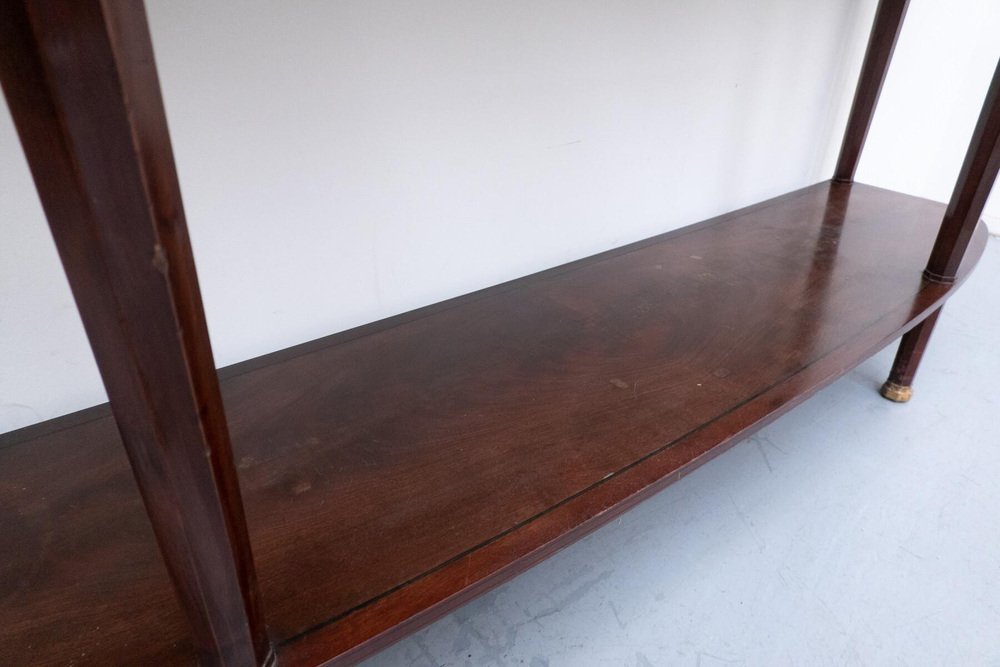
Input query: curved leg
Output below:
<box><xmin>880</xmin><ymin>309</ymin><xmax>941</xmax><ymax>402</ymax></box>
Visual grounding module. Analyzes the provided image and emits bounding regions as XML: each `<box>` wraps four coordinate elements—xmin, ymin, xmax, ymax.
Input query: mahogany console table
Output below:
<box><xmin>1</xmin><ymin>0</ymin><xmax>997</xmax><ymax>664</ymax></box>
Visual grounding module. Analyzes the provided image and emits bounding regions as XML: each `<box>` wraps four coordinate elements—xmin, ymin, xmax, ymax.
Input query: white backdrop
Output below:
<box><xmin>1</xmin><ymin>0</ymin><xmax>997</xmax><ymax>433</ymax></box>
<box><xmin>857</xmin><ymin>0</ymin><xmax>1000</xmax><ymax>229</ymax></box>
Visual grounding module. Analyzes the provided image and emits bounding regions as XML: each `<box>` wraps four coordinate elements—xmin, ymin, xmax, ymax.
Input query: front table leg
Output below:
<box><xmin>880</xmin><ymin>309</ymin><xmax>941</xmax><ymax>402</ymax></box>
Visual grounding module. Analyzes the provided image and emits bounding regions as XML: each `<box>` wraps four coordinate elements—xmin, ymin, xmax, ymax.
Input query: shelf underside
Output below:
<box><xmin>0</xmin><ymin>181</ymin><xmax>987</xmax><ymax>665</ymax></box>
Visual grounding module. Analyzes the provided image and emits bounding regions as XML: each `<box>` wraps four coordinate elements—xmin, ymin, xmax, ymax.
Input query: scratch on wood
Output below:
<box><xmin>151</xmin><ymin>244</ymin><xmax>168</xmax><ymax>275</ymax></box>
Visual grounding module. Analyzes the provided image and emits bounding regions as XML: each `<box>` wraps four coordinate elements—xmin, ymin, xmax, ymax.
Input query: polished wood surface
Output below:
<box><xmin>924</xmin><ymin>56</ymin><xmax>1000</xmax><ymax>283</ymax></box>
<box><xmin>882</xmin><ymin>308</ymin><xmax>941</xmax><ymax>402</ymax></box>
<box><xmin>880</xmin><ymin>56</ymin><xmax>1000</xmax><ymax>396</ymax></box>
<box><xmin>0</xmin><ymin>2</ymin><xmax>268</xmax><ymax>664</ymax></box>
<box><xmin>1</xmin><ymin>1</ymin><xmax>994</xmax><ymax>664</ymax></box>
<box><xmin>0</xmin><ymin>182</ymin><xmax>987</xmax><ymax>666</ymax></box>
<box><xmin>833</xmin><ymin>0</ymin><xmax>909</xmax><ymax>183</ymax></box>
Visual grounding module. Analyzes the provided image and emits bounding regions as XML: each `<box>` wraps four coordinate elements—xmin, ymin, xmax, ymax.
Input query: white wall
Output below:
<box><xmin>856</xmin><ymin>0</ymin><xmax>1000</xmax><ymax>232</ymax></box>
<box><xmin>1</xmin><ymin>0</ymin><xmax>994</xmax><ymax>434</ymax></box>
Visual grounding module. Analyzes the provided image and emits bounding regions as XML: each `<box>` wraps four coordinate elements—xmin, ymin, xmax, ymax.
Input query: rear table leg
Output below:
<box><xmin>880</xmin><ymin>309</ymin><xmax>941</xmax><ymax>403</ymax></box>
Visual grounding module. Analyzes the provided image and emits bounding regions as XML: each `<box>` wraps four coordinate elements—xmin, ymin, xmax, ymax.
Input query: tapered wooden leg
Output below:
<box><xmin>880</xmin><ymin>310</ymin><xmax>941</xmax><ymax>402</ymax></box>
<box><xmin>923</xmin><ymin>57</ymin><xmax>1000</xmax><ymax>283</ymax></box>
<box><xmin>833</xmin><ymin>0</ymin><xmax>910</xmax><ymax>183</ymax></box>
<box><xmin>0</xmin><ymin>2</ymin><xmax>271</xmax><ymax>664</ymax></box>
<box><xmin>882</xmin><ymin>58</ymin><xmax>1000</xmax><ymax>403</ymax></box>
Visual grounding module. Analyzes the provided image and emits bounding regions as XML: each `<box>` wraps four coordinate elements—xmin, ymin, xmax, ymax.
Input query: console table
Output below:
<box><xmin>1</xmin><ymin>0</ymin><xmax>997</xmax><ymax>664</ymax></box>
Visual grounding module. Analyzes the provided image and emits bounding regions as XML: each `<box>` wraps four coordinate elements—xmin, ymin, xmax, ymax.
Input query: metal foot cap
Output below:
<box><xmin>880</xmin><ymin>381</ymin><xmax>913</xmax><ymax>403</ymax></box>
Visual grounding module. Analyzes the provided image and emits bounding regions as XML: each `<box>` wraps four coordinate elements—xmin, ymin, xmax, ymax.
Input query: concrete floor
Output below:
<box><xmin>362</xmin><ymin>238</ymin><xmax>1000</xmax><ymax>667</ymax></box>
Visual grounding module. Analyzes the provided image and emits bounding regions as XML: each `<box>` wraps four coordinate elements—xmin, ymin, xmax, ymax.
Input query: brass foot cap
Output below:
<box><xmin>880</xmin><ymin>381</ymin><xmax>913</xmax><ymax>403</ymax></box>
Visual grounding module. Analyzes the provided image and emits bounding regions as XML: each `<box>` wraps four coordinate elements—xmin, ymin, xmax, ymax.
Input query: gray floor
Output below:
<box><xmin>363</xmin><ymin>239</ymin><xmax>1000</xmax><ymax>667</ymax></box>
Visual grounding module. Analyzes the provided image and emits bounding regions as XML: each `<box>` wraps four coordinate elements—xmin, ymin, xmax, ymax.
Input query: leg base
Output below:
<box><xmin>880</xmin><ymin>380</ymin><xmax>913</xmax><ymax>403</ymax></box>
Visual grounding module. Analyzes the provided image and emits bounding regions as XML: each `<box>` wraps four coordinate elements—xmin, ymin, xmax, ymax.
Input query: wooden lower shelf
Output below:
<box><xmin>0</xmin><ymin>181</ymin><xmax>987</xmax><ymax>666</ymax></box>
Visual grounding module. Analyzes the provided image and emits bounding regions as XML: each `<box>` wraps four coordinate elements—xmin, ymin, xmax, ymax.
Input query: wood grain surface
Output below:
<box><xmin>0</xmin><ymin>181</ymin><xmax>986</xmax><ymax>665</ymax></box>
<box><xmin>0</xmin><ymin>1</ymin><xmax>269</xmax><ymax>663</ymax></box>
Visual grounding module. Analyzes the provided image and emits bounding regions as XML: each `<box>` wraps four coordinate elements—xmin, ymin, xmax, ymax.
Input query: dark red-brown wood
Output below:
<box><xmin>880</xmin><ymin>308</ymin><xmax>941</xmax><ymax>402</ymax></box>
<box><xmin>0</xmin><ymin>1</ymin><xmax>270</xmax><ymax>664</ymax></box>
<box><xmin>0</xmin><ymin>182</ymin><xmax>987</xmax><ymax>666</ymax></box>
<box><xmin>1</xmin><ymin>1</ymin><xmax>994</xmax><ymax>664</ymax></box>
<box><xmin>833</xmin><ymin>0</ymin><xmax>910</xmax><ymax>183</ymax></box>
<box><xmin>924</xmin><ymin>56</ymin><xmax>1000</xmax><ymax>283</ymax></box>
<box><xmin>880</xmin><ymin>56</ymin><xmax>1000</xmax><ymax>398</ymax></box>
